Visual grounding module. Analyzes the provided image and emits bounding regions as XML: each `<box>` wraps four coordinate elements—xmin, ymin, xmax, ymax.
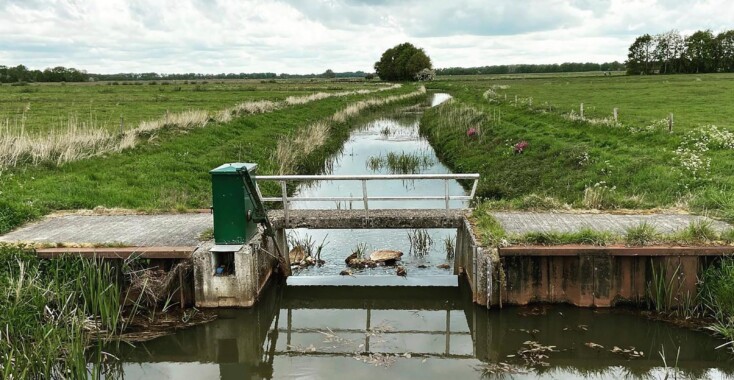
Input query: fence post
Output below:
<box><xmin>362</xmin><ymin>179</ymin><xmax>369</xmax><ymax>219</ymax></box>
<box><xmin>444</xmin><ymin>179</ymin><xmax>450</xmax><ymax>210</ymax></box>
<box><xmin>613</xmin><ymin>108</ymin><xmax>618</xmax><ymax>122</ymax></box>
<box><xmin>668</xmin><ymin>113</ymin><xmax>674</xmax><ymax>133</ymax></box>
<box><xmin>119</xmin><ymin>116</ymin><xmax>124</xmax><ymax>135</ymax></box>
<box><xmin>515</xmin><ymin>95</ymin><xmax>518</xmax><ymax>107</ymax></box>
<box><xmin>580</xmin><ymin>103</ymin><xmax>584</xmax><ymax>120</ymax></box>
<box><xmin>281</xmin><ymin>181</ymin><xmax>289</xmax><ymax>228</ymax></box>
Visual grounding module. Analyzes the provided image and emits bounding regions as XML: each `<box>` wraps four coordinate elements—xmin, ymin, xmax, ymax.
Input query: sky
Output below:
<box><xmin>0</xmin><ymin>0</ymin><xmax>733</xmax><ymax>74</ymax></box>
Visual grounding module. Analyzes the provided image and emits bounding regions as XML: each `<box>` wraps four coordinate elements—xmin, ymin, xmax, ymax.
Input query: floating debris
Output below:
<box><xmin>610</xmin><ymin>346</ymin><xmax>644</xmax><ymax>359</ymax></box>
<box><xmin>417</xmin><ymin>264</ymin><xmax>428</xmax><ymax>269</ymax></box>
<box><xmin>436</xmin><ymin>263</ymin><xmax>450</xmax><ymax>269</ymax></box>
<box><xmin>585</xmin><ymin>342</ymin><xmax>604</xmax><ymax>350</ymax></box>
<box><xmin>477</xmin><ymin>362</ymin><xmax>528</xmax><ymax>376</ymax></box>
<box><xmin>339</xmin><ymin>269</ymin><xmax>353</xmax><ymax>276</ymax></box>
<box><xmin>517</xmin><ymin>341</ymin><xmax>557</xmax><ymax>367</ymax></box>
<box><xmin>397</xmin><ymin>266</ymin><xmax>407</xmax><ymax>277</ymax></box>
<box><xmin>369</xmin><ymin>249</ymin><xmax>403</xmax><ymax>265</ymax></box>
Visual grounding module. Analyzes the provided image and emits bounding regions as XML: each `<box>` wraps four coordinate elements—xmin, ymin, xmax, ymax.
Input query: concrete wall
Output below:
<box><xmin>193</xmin><ymin>231</ymin><xmax>280</xmax><ymax>308</ymax></box>
<box><xmin>454</xmin><ymin>218</ymin><xmax>502</xmax><ymax>308</ymax></box>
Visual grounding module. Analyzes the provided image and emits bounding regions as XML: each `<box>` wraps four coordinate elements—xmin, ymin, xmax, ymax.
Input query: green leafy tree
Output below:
<box><xmin>684</xmin><ymin>30</ymin><xmax>716</xmax><ymax>73</ymax></box>
<box><xmin>627</xmin><ymin>34</ymin><xmax>654</xmax><ymax>74</ymax></box>
<box><xmin>718</xmin><ymin>30</ymin><xmax>734</xmax><ymax>72</ymax></box>
<box><xmin>374</xmin><ymin>43</ymin><xmax>432</xmax><ymax>81</ymax></box>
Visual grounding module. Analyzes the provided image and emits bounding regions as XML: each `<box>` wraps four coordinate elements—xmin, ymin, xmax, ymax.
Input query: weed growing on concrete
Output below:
<box><xmin>625</xmin><ymin>222</ymin><xmax>659</xmax><ymax>246</ymax></box>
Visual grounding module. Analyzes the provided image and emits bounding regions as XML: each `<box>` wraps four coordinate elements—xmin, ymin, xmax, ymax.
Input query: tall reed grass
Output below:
<box><xmin>0</xmin><ymin>84</ymin><xmax>401</xmax><ymax>170</ymax></box>
<box><xmin>274</xmin><ymin>86</ymin><xmax>426</xmax><ymax>174</ymax></box>
<box><xmin>0</xmin><ymin>244</ymin><xmax>188</xmax><ymax>378</ymax></box>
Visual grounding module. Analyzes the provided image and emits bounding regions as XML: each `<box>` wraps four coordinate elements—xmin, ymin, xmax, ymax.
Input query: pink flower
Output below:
<box><xmin>514</xmin><ymin>140</ymin><xmax>529</xmax><ymax>153</ymax></box>
<box><xmin>467</xmin><ymin>127</ymin><xmax>478</xmax><ymax>137</ymax></box>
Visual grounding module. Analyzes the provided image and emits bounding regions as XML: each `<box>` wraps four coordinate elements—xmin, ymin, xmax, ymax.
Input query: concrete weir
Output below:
<box><xmin>193</xmin><ymin>231</ymin><xmax>280</xmax><ymax>308</ymax></box>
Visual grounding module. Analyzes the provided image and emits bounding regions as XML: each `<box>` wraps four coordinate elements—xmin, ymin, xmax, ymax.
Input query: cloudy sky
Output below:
<box><xmin>1</xmin><ymin>0</ymin><xmax>732</xmax><ymax>74</ymax></box>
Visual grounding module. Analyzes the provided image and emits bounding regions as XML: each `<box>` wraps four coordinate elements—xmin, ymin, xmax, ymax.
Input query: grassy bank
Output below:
<box><xmin>422</xmin><ymin>74</ymin><xmax>734</xmax><ymax>221</ymax></box>
<box><xmin>0</xmin><ymin>83</ymin><xmax>422</xmax><ymax>235</ymax></box>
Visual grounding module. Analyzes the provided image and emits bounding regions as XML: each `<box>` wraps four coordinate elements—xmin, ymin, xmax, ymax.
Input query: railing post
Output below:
<box><xmin>444</xmin><ymin>179</ymin><xmax>450</xmax><ymax>210</ymax></box>
<box><xmin>362</xmin><ymin>179</ymin><xmax>369</xmax><ymax>218</ymax></box>
<box><xmin>281</xmin><ymin>181</ymin><xmax>289</xmax><ymax>228</ymax></box>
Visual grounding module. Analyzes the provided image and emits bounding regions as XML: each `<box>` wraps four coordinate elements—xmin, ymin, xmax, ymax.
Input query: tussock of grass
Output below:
<box><xmin>625</xmin><ymin>222</ymin><xmax>659</xmax><ymax>246</ymax></box>
<box><xmin>515</xmin><ymin>228</ymin><xmax>615</xmax><ymax>246</ymax></box>
<box><xmin>366</xmin><ymin>151</ymin><xmax>434</xmax><ymax>174</ymax></box>
<box><xmin>674</xmin><ymin>219</ymin><xmax>718</xmax><ymax>244</ymax></box>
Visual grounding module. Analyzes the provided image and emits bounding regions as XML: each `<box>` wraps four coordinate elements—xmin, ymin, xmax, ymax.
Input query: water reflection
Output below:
<box><xmin>113</xmin><ymin>285</ymin><xmax>734</xmax><ymax>380</ymax></box>
<box><xmin>291</xmin><ymin>114</ymin><xmax>466</xmax><ymax>210</ymax></box>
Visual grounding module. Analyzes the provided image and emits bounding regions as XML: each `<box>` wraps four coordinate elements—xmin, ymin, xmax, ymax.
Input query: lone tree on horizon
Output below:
<box><xmin>374</xmin><ymin>42</ymin><xmax>432</xmax><ymax>81</ymax></box>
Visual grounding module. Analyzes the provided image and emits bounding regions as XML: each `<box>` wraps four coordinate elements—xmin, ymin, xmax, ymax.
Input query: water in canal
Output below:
<box><xmin>107</xmin><ymin>93</ymin><xmax>734</xmax><ymax>379</ymax></box>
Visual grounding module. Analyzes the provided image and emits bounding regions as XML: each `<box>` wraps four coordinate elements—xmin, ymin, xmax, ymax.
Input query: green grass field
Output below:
<box><xmin>424</xmin><ymin>73</ymin><xmax>734</xmax><ymax>220</ymax></box>
<box><xmin>0</xmin><ymin>79</ymin><xmax>387</xmax><ymax>134</ymax></box>
<box><xmin>0</xmin><ymin>81</ymin><xmax>423</xmax><ymax>234</ymax></box>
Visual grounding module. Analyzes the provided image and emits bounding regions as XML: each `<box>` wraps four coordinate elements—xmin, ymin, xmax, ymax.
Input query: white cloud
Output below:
<box><xmin>0</xmin><ymin>0</ymin><xmax>732</xmax><ymax>73</ymax></box>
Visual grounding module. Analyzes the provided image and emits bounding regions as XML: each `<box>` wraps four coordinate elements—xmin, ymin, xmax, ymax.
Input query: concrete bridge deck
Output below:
<box><xmin>0</xmin><ymin>210</ymin><xmax>729</xmax><ymax>254</ymax></box>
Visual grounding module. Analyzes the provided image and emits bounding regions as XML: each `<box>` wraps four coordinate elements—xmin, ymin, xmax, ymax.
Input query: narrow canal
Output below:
<box><xmin>107</xmin><ymin>93</ymin><xmax>734</xmax><ymax>379</ymax></box>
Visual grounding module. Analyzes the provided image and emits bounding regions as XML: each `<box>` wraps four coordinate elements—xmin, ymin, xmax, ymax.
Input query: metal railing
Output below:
<box><xmin>254</xmin><ymin>173</ymin><xmax>480</xmax><ymax>223</ymax></box>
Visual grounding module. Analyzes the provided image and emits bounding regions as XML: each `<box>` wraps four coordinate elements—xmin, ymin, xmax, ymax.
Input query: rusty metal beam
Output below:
<box><xmin>36</xmin><ymin>246</ymin><xmax>194</xmax><ymax>259</ymax></box>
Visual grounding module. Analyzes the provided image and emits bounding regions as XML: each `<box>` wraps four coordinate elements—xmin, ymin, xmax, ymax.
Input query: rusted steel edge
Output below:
<box><xmin>35</xmin><ymin>246</ymin><xmax>195</xmax><ymax>259</ymax></box>
<box><xmin>499</xmin><ymin>245</ymin><xmax>734</xmax><ymax>257</ymax></box>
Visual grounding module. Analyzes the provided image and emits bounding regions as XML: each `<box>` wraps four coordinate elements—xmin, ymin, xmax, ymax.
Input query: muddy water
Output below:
<box><xmin>112</xmin><ymin>285</ymin><xmax>734</xmax><ymax>379</ymax></box>
<box><xmin>107</xmin><ymin>93</ymin><xmax>734</xmax><ymax>379</ymax></box>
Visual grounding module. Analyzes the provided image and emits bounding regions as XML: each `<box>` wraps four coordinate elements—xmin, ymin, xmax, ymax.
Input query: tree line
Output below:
<box><xmin>627</xmin><ymin>29</ymin><xmax>734</xmax><ymax>75</ymax></box>
<box><xmin>0</xmin><ymin>64</ymin><xmax>369</xmax><ymax>83</ymax></box>
<box><xmin>436</xmin><ymin>62</ymin><xmax>625</xmax><ymax>76</ymax></box>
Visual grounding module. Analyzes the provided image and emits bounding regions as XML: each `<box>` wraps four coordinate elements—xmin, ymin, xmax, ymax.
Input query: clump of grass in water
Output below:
<box><xmin>366</xmin><ymin>151</ymin><xmax>434</xmax><ymax>174</ymax></box>
<box><xmin>625</xmin><ymin>222</ymin><xmax>659</xmax><ymax>246</ymax></box>
<box><xmin>407</xmin><ymin>229</ymin><xmax>433</xmax><ymax>257</ymax></box>
<box><xmin>444</xmin><ymin>236</ymin><xmax>455</xmax><ymax>259</ymax></box>
<box><xmin>352</xmin><ymin>243</ymin><xmax>368</xmax><ymax>260</ymax></box>
<box><xmin>380</xmin><ymin>126</ymin><xmax>392</xmax><ymax>137</ymax></box>
<box><xmin>646</xmin><ymin>260</ymin><xmax>683</xmax><ymax>315</ymax></box>
<box><xmin>288</xmin><ymin>232</ymin><xmax>328</xmax><ymax>261</ymax></box>
<box><xmin>700</xmin><ymin>257</ymin><xmax>734</xmax><ymax>350</ymax></box>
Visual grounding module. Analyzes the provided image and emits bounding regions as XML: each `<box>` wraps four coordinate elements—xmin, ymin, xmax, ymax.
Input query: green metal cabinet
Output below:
<box><xmin>210</xmin><ymin>163</ymin><xmax>259</xmax><ymax>245</ymax></box>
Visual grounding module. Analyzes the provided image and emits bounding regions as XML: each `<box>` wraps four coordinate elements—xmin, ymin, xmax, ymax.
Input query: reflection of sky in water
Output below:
<box><xmin>291</xmin><ymin>115</ymin><xmax>466</xmax><ymax>210</ymax></box>
<box><xmin>288</xmin><ymin>228</ymin><xmax>456</xmax><ymax>276</ymax></box>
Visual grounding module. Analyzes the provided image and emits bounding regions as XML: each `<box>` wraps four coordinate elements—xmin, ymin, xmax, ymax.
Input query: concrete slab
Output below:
<box><xmin>492</xmin><ymin>212</ymin><xmax>731</xmax><ymax>235</ymax></box>
<box><xmin>0</xmin><ymin>213</ymin><xmax>212</xmax><ymax>246</ymax></box>
<box><xmin>286</xmin><ymin>275</ymin><xmax>458</xmax><ymax>287</ymax></box>
<box><xmin>268</xmin><ymin>209</ymin><xmax>465</xmax><ymax>229</ymax></box>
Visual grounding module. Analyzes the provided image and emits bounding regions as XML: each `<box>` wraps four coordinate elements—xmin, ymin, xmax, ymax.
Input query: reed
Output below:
<box><xmin>407</xmin><ymin>229</ymin><xmax>433</xmax><ymax>257</ymax></box>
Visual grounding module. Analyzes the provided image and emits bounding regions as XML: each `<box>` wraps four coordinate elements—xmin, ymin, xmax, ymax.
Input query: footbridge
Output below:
<box><xmin>194</xmin><ymin>164</ymin><xmax>483</xmax><ymax>307</ymax></box>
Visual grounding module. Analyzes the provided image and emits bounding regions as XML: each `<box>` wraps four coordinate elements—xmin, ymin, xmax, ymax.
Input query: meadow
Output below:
<box><xmin>423</xmin><ymin>72</ymin><xmax>734</xmax><ymax>221</ymax></box>
<box><xmin>0</xmin><ymin>79</ymin><xmax>387</xmax><ymax>134</ymax></box>
<box><xmin>0</xmin><ymin>80</ymin><xmax>424</xmax><ymax>234</ymax></box>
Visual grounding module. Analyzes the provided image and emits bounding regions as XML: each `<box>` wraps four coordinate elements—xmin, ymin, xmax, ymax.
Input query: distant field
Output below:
<box><xmin>0</xmin><ymin>79</ymin><xmax>385</xmax><ymax>134</ymax></box>
<box><xmin>437</xmin><ymin>72</ymin><xmax>734</xmax><ymax>132</ymax></box>
<box><xmin>425</xmin><ymin>73</ymin><xmax>734</xmax><ymax>220</ymax></box>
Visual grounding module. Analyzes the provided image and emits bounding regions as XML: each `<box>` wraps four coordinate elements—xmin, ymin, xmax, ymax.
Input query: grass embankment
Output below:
<box><xmin>0</xmin><ymin>83</ymin><xmax>423</xmax><ymax>234</ymax></box>
<box><xmin>0</xmin><ymin>81</ymin><xmax>400</xmax><ymax>169</ymax></box>
<box><xmin>0</xmin><ymin>82</ymin><xmax>428</xmax><ymax>376</ymax></box>
<box><xmin>423</xmin><ymin>73</ymin><xmax>734</xmax><ymax>221</ymax></box>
